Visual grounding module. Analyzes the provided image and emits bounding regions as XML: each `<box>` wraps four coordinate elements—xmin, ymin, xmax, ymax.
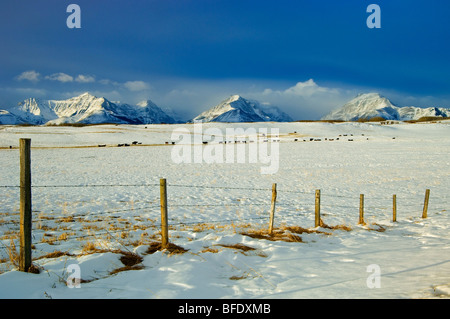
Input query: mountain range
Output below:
<box><xmin>321</xmin><ymin>93</ymin><xmax>450</xmax><ymax>121</ymax></box>
<box><xmin>0</xmin><ymin>93</ymin><xmax>177</xmax><ymax>125</ymax></box>
<box><xmin>1</xmin><ymin>92</ymin><xmax>449</xmax><ymax>125</ymax></box>
<box><xmin>0</xmin><ymin>93</ymin><xmax>293</xmax><ymax>125</ymax></box>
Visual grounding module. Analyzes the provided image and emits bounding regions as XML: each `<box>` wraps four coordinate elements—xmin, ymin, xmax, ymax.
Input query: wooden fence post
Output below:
<box><xmin>422</xmin><ymin>189</ymin><xmax>430</xmax><ymax>219</ymax></box>
<box><xmin>19</xmin><ymin>138</ymin><xmax>32</xmax><ymax>272</ymax></box>
<box><xmin>268</xmin><ymin>183</ymin><xmax>277</xmax><ymax>235</ymax></box>
<box><xmin>160</xmin><ymin>178</ymin><xmax>169</xmax><ymax>248</ymax></box>
<box><xmin>393</xmin><ymin>194</ymin><xmax>397</xmax><ymax>222</ymax></box>
<box><xmin>315</xmin><ymin>190</ymin><xmax>320</xmax><ymax>227</ymax></box>
<box><xmin>359</xmin><ymin>194</ymin><xmax>365</xmax><ymax>225</ymax></box>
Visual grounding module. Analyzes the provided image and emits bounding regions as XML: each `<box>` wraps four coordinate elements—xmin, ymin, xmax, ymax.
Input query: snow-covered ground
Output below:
<box><xmin>0</xmin><ymin>121</ymin><xmax>449</xmax><ymax>299</ymax></box>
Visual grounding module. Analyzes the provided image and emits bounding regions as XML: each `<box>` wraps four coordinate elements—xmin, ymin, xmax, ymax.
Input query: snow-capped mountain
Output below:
<box><xmin>0</xmin><ymin>93</ymin><xmax>176</xmax><ymax>125</ymax></box>
<box><xmin>0</xmin><ymin>110</ymin><xmax>19</xmax><ymax>125</ymax></box>
<box><xmin>134</xmin><ymin>100</ymin><xmax>179</xmax><ymax>124</ymax></box>
<box><xmin>322</xmin><ymin>93</ymin><xmax>450</xmax><ymax>121</ymax></box>
<box><xmin>191</xmin><ymin>95</ymin><xmax>293</xmax><ymax>123</ymax></box>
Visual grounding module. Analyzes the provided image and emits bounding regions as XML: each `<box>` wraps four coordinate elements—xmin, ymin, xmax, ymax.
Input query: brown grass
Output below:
<box><xmin>284</xmin><ymin>225</ymin><xmax>332</xmax><ymax>235</ymax></box>
<box><xmin>240</xmin><ymin>222</ymin><xmax>353</xmax><ymax>242</ymax></box>
<box><xmin>109</xmin><ymin>264</ymin><xmax>144</xmax><ymax>275</ymax></box>
<box><xmin>405</xmin><ymin>116</ymin><xmax>448</xmax><ymax>123</ymax></box>
<box><xmin>201</xmin><ymin>247</ymin><xmax>219</xmax><ymax>253</ymax></box>
<box><xmin>2</xmin><ymin>239</ymin><xmax>40</xmax><ymax>273</ymax></box>
<box><xmin>218</xmin><ymin>243</ymin><xmax>256</xmax><ymax>252</ymax></box>
<box><xmin>119</xmin><ymin>251</ymin><xmax>143</xmax><ymax>267</ymax></box>
<box><xmin>319</xmin><ymin>220</ymin><xmax>352</xmax><ymax>231</ymax></box>
<box><xmin>229</xmin><ymin>275</ymin><xmax>248</xmax><ymax>280</ymax></box>
<box><xmin>145</xmin><ymin>242</ymin><xmax>188</xmax><ymax>255</ymax></box>
<box><xmin>357</xmin><ymin>116</ymin><xmax>387</xmax><ymax>122</ymax></box>
<box><xmin>58</xmin><ymin>216</ymin><xmax>74</xmax><ymax>223</ymax></box>
<box><xmin>34</xmin><ymin>250</ymin><xmax>75</xmax><ymax>260</ymax></box>
<box><xmin>240</xmin><ymin>228</ymin><xmax>304</xmax><ymax>242</ymax></box>
<box><xmin>5</xmin><ymin>239</ymin><xmax>19</xmax><ymax>267</ymax></box>
<box><xmin>27</xmin><ymin>263</ymin><xmax>41</xmax><ymax>274</ymax></box>
<box><xmin>366</xmin><ymin>223</ymin><xmax>387</xmax><ymax>232</ymax></box>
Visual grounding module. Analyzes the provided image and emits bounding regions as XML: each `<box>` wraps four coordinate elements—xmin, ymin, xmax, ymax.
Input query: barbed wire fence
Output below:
<box><xmin>1</xmin><ymin>180</ymin><xmax>446</xmax><ymax>271</ymax></box>
<box><xmin>0</xmin><ymin>139</ymin><xmax>447</xmax><ymax>273</ymax></box>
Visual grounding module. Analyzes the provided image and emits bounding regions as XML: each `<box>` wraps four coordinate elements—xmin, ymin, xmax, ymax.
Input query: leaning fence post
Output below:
<box><xmin>268</xmin><ymin>183</ymin><xmax>277</xmax><ymax>235</ymax></box>
<box><xmin>359</xmin><ymin>194</ymin><xmax>365</xmax><ymax>225</ymax></box>
<box><xmin>19</xmin><ymin>138</ymin><xmax>32</xmax><ymax>272</ymax></box>
<box><xmin>160</xmin><ymin>178</ymin><xmax>169</xmax><ymax>248</ymax></box>
<box><xmin>422</xmin><ymin>189</ymin><xmax>430</xmax><ymax>219</ymax></box>
<box><xmin>315</xmin><ymin>190</ymin><xmax>321</xmax><ymax>227</ymax></box>
<box><xmin>393</xmin><ymin>194</ymin><xmax>397</xmax><ymax>222</ymax></box>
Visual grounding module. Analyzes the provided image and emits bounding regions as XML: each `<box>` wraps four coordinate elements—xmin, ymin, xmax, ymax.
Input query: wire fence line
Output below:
<box><xmin>2</xmin><ymin>139</ymin><xmax>448</xmax><ymax>274</ymax></box>
<box><xmin>0</xmin><ymin>181</ymin><xmax>443</xmax><ymax>199</ymax></box>
<box><xmin>0</xmin><ymin>180</ymin><xmax>446</xmax><ymax>232</ymax></box>
<box><xmin>0</xmin><ymin>180</ymin><xmax>446</xmax><ymax>208</ymax></box>
<box><xmin>0</xmin><ymin>183</ymin><xmax>446</xmax><ymax>237</ymax></box>
<box><xmin>0</xmin><ymin>178</ymin><xmax>447</xmax><ymax>273</ymax></box>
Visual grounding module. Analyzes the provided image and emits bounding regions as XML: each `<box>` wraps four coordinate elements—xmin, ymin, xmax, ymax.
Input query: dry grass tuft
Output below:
<box><xmin>34</xmin><ymin>250</ymin><xmax>75</xmax><ymax>260</ymax></box>
<box><xmin>240</xmin><ymin>224</ymin><xmax>345</xmax><ymax>243</ymax></box>
<box><xmin>319</xmin><ymin>220</ymin><xmax>352</xmax><ymax>232</ymax></box>
<box><xmin>284</xmin><ymin>225</ymin><xmax>332</xmax><ymax>235</ymax></box>
<box><xmin>81</xmin><ymin>241</ymin><xmax>98</xmax><ymax>254</ymax></box>
<box><xmin>5</xmin><ymin>239</ymin><xmax>19</xmax><ymax>267</ymax></box>
<box><xmin>240</xmin><ymin>228</ymin><xmax>304</xmax><ymax>243</ymax></box>
<box><xmin>229</xmin><ymin>275</ymin><xmax>248</xmax><ymax>280</ymax></box>
<box><xmin>218</xmin><ymin>243</ymin><xmax>256</xmax><ymax>252</ymax></box>
<box><xmin>108</xmin><ymin>250</ymin><xmax>145</xmax><ymax>275</ymax></box>
<box><xmin>201</xmin><ymin>247</ymin><xmax>219</xmax><ymax>254</ymax></box>
<box><xmin>109</xmin><ymin>264</ymin><xmax>144</xmax><ymax>275</ymax></box>
<box><xmin>119</xmin><ymin>251</ymin><xmax>143</xmax><ymax>267</ymax></box>
<box><xmin>366</xmin><ymin>223</ymin><xmax>387</xmax><ymax>232</ymax></box>
<box><xmin>145</xmin><ymin>242</ymin><xmax>188</xmax><ymax>255</ymax></box>
<box><xmin>27</xmin><ymin>263</ymin><xmax>41</xmax><ymax>274</ymax></box>
<box><xmin>58</xmin><ymin>216</ymin><xmax>74</xmax><ymax>223</ymax></box>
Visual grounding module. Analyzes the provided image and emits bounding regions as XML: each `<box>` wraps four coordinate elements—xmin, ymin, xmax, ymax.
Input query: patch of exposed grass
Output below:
<box><xmin>319</xmin><ymin>220</ymin><xmax>352</xmax><ymax>232</ymax></box>
<box><xmin>284</xmin><ymin>225</ymin><xmax>332</xmax><ymax>235</ymax></box>
<box><xmin>201</xmin><ymin>247</ymin><xmax>219</xmax><ymax>254</ymax></box>
<box><xmin>218</xmin><ymin>243</ymin><xmax>256</xmax><ymax>252</ymax></box>
<box><xmin>240</xmin><ymin>228</ymin><xmax>303</xmax><ymax>242</ymax></box>
<box><xmin>240</xmin><ymin>223</ymin><xmax>348</xmax><ymax>243</ymax></box>
<box><xmin>119</xmin><ymin>251</ymin><xmax>143</xmax><ymax>267</ymax></box>
<box><xmin>229</xmin><ymin>274</ymin><xmax>248</xmax><ymax>280</ymax></box>
<box><xmin>109</xmin><ymin>264</ymin><xmax>144</xmax><ymax>275</ymax></box>
<box><xmin>34</xmin><ymin>250</ymin><xmax>75</xmax><ymax>260</ymax></box>
<box><xmin>145</xmin><ymin>242</ymin><xmax>188</xmax><ymax>255</ymax></box>
<box><xmin>366</xmin><ymin>223</ymin><xmax>387</xmax><ymax>232</ymax></box>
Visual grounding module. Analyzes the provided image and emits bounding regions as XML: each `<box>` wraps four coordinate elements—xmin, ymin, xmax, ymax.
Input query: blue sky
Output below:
<box><xmin>1</xmin><ymin>0</ymin><xmax>449</xmax><ymax>120</ymax></box>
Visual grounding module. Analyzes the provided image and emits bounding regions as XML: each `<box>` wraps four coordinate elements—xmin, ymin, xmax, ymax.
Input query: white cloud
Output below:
<box><xmin>99</xmin><ymin>79</ymin><xmax>120</xmax><ymax>86</ymax></box>
<box><xmin>244</xmin><ymin>79</ymin><xmax>355</xmax><ymax>120</ymax></box>
<box><xmin>16</xmin><ymin>70</ymin><xmax>41</xmax><ymax>82</ymax></box>
<box><xmin>45</xmin><ymin>73</ymin><xmax>74</xmax><ymax>83</ymax></box>
<box><xmin>124</xmin><ymin>81</ymin><xmax>150</xmax><ymax>91</ymax></box>
<box><xmin>264</xmin><ymin>79</ymin><xmax>339</xmax><ymax>97</ymax></box>
<box><xmin>75</xmin><ymin>74</ymin><xmax>95</xmax><ymax>83</ymax></box>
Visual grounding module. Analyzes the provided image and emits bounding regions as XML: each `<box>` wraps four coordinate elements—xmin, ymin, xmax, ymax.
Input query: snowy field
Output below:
<box><xmin>0</xmin><ymin>121</ymin><xmax>449</xmax><ymax>299</ymax></box>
